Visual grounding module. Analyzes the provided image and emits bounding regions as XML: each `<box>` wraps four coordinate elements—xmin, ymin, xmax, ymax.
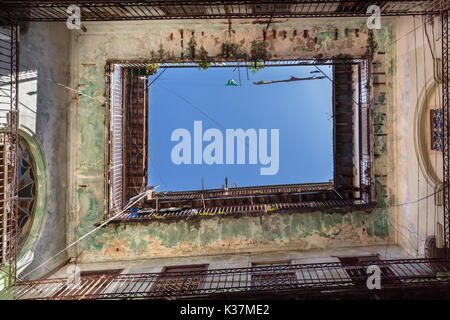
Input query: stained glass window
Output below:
<box><xmin>17</xmin><ymin>138</ymin><xmax>37</xmax><ymax>248</ymax></box>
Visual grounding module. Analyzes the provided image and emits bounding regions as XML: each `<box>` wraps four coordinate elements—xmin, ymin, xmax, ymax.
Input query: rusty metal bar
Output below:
<box><xmin>0</xmin><ymin>24</ymin><xmax>19</xmax><ymax>284</ymax></box>
<box><xmin>359</xmin><ymin>58</ymin><xmax>374</xmax><ymax>204</ymax></box>
<box><xmin>442</xmin><ymin>10</ymin><xmax>449</xmax><ymax>257</ymax></box>
<box><xmin>109</xmin><ymin>64</ymin><xmax>124</xmax><ymax>216</ymax></box>
<box><xmin>12</xmin><ymin>258</ymin><xmax>450</xmax><ymax>300</ymax></box>
<box><xmin>0</xmin><ymin>1</ymin><xmax>445</xmax><ymax>23</ymax></box>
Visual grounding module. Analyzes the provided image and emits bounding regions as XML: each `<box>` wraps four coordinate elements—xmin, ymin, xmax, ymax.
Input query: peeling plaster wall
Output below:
<box><xmin>74</xmin><ymin>18</ymin><xmax>371</xmax><ymax>63</ymax></box>
<box><xmin>79</xmin><ymin>210</ymin><xmax>392</xmax><ymax>262</ymax></box>
<box><xmin>61</xmin><ymin>18</ymin><xmax>400</xmax><ymax>263</ymax></box>
<box><xmin>50</xmin><ymin>244</ymin><xmax>410</xmax><ymax>277</ymax></box>
<box><xmin>17</xmin><ymin>22</ymin><xmax>70</xmax><ymax>279</ymax></box>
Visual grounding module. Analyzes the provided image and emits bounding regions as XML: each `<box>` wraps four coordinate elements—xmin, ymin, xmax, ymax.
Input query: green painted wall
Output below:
<box><xmin>68</xmin><ymin>18</ymin><xmax>395</xmax><ymax>262</ymax></box>
<box><xmin>0</xmin><ymin>265</ymin><xmax>14</xmax><ymax>300</ymax></box>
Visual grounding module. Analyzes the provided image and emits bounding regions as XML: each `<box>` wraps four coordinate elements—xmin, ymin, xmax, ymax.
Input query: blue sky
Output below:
<box><xmin>148</xmin><ymin>64</ymin><xmax>333</xmax><ymax>191</ymax></box>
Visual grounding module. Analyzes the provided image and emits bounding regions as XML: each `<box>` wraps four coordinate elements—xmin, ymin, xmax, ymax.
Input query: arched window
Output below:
<box><xmin>17</xmin><ymin>137</ymin><xmax>37</xmax><ymax>249</ymax></box>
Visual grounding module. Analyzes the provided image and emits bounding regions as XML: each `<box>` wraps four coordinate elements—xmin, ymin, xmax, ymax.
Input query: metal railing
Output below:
<box><xmin>12</xmin><ymin>258</ymin><xmax>450</xmax><ymax>300</ymax></box>
<box><xmin>0</xmin><ymin>1</ymin><xmax>446</xmax><ymax>23</ymax></box>
<box><xmin>442</xmin><ymin>10</ymin><xmax>449</xmax><ymax>256</ymax></box>
<box><xmin>109</xmin><ymin>65</ymin><xmax>124</xmax><ymax>215</ymax></box>
<box><xmin>0</xmin><ymin>25</ymin><xmax>18</xmax><ymax>284</ymax></box>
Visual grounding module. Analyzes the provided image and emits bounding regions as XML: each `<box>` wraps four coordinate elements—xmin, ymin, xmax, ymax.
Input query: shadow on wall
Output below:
<box><xmin>16</xmin><ymin>22</ymin><xmax>71</xmax><ymax>279</ymax></box>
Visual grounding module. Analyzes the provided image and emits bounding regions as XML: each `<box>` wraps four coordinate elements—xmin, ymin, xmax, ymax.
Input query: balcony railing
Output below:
<box><xmin>0</xmin><ymin>1</ymin><xmax>447</xmax><ymax>23</ymax></box>
<box><xmin>12</xmin><ymin>258</ymin><xmax>450</xmax><ymax>300</ymax></box>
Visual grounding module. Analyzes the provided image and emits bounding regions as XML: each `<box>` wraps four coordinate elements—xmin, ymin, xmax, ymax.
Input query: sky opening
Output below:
<box><xmin>148</xmin><ymin>64</ymin><xmax>333</xmax><ymax>191</ymax></box>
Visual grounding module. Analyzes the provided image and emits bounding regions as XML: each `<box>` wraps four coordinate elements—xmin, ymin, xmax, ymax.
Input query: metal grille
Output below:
<box><xmin>0</xmin><ymin>25</ymin><xmax>19</xmax><ymax>283</ymax></box>
<box><xmin>442</xmin><ymin>10</ymin><xmax>449</xmax><ymax>256</ymax></box>
<box><xmin>431</xmin><ymin>109</ymin><xmax>444</xmax><ymax>151</ymax></box>
<box><xmin>150</xmin><ymin>265</ymin><xmax>208</xmax><ymax>297</ymax></box>
<box><xmin>359</xmin><ymin>58</ymin><xmax>373</xmax><ymax>204</ymax></box>
<box><xmin>123</xmin><ymin>69</ymin><xmax>148</xmax><ymax>201</ymax></box>
<box><xmin>109</xmin><ymin>65</ymin><xmax>123</xmax><ymax>215</ymax></box>
<box><xmin>0</xmin><ymin>1</ymin><xmax>444</xmax><ymax>23</ymax></box>
<box><xmin>12</xmin><ymin>258</ymin><xmax>450</xmax><ymax>300</ymax></box>
<box><xmin>114</xmin><ymin>199</ymin><xmax>357</xmax><ymax>222</ymax></box>
<box><xmin>150</xmin><ymin>181</ymin><xmax>333</xmax><ymax>201</ymax></box>
<box><xmin>251</xmin><ymin>262</ymin><xmax>298</xmax><ymax>289</ymax></box>
<box><xmin>108</xmin><ymin>65</ymin><xmax>149</xmax><ymax>217</ymax></box>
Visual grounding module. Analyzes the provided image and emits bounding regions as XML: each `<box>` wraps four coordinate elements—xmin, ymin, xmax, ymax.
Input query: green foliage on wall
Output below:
<box><xmin>0</xmin><ymin>266</ymin><xmax>13</xmax><ymax>300</ymax></box>
<box><xmin>248</xmin><ymin>61</ymin><xmax>264</xmax><ymax>74</ymax></box>
<box><xmin>197</xmin><ymin>61</ymin><xmax>212</xmax><ymax>70</ymax></box>
<box><xmin>145</xmin><ymin>63</ymin><xmax>159</xmax><ymax>75</ymax></box>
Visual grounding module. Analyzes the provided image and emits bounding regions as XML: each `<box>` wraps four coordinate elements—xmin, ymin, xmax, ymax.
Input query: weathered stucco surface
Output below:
<box><xmin>16</xmin><ymin>22</ymin><xmax>70</xmax><ymax>278</ymax></box>
<box><xmin>393</xmin><ymin>15</ymin><xmax>445</xmax><ymax>257</ymax></box>
<box><xmin>50</xmin><ymin>244</ymin><xmax>409</xmax><ymax>277</ymax></box>
<box><xmin>62</xmin><ymin>18</ymin><xmax>398</xmax><ymax>263</ymax></box>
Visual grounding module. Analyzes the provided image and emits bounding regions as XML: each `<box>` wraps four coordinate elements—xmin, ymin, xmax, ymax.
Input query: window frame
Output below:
<box><xmin>106</xmin><ymin>58</ymin><xmax>375</xmax><ymax>220</ymax></box>
<box><xmin>149</xmin><ymin>264</ymin><xmax>209</xmax><ymax>297</ymax></box>
<box><xmin>51</xmin><ymin>269</ymin><xmax>123</xmax><ymax>299</ymax></box>
<box><xmin>251</xmin><ymin>260</ymin><xmax>297</xmax><ymax>288</ymax></box>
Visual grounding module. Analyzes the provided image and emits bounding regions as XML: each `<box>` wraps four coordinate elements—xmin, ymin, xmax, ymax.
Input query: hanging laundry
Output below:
<box><xmin>225</xmin><ymin>79</ymin><xmax>239</xmax><ymax>86</ymax></box>
<box><xmin>253</xmin><ymin>75</ymin><xmax>316</xmax><ymax>85</ymax></box>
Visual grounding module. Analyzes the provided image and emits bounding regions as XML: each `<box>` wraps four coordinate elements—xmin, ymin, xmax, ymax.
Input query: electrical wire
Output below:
<box><xmin>422</xmin><ymin>14</ymin><xmax>430</xmax><ymax>243</ymax></box>
<box><xmin>18</xmin><ymin>189</ymin><xmax>151</xmax><ymax>280</ymax></box>
<box><xmin>155</xmin><ymin>82</ymin><xmax>227</xmax><ymax>130</ymax></box>
<box><xmin>146</xmin><ymin>68</ymin><xmax>167</xmax><ymax>88</ymax></box>
<box><xmin>432</xmin><ymin>15</ymin><xmax>440</xmax><ymax>243</ymax></box>
<box><xmin>413</xmin><ymin>15</ymin><xmax>421</xmax><ymax>258</ymax></box>
<box><xmin>2</xmin><ymin>11</ymin><xmax>447</xmax><ymax>289</ymax></box>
